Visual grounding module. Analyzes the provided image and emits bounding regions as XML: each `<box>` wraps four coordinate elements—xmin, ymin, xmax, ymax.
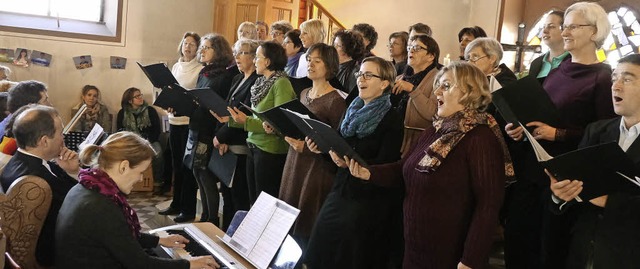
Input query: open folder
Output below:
<box><xmin>239</xmin><ymin>100</ymin><xmax>317</xmax><ymax>140</ymax></box>
<box><xmin>491</xmin><ymin>75</ymin><xmax>560</xmax><ymax>128</ymax></box>
<box><xmin>221</xmin><ymin>192</ymin><xmax>299</xmax><ymax>269</ymax></box>
<box><xmin>281</xmin><ymin>108</ymin><xmax>368</xmax><ymax>168</ymax></box>
<box><xmin>522</xmin><ymin>126</ymin><xmax>639</xmax><ymax>201</ymax></box>
<box><xmin>137</xmin><ymin>62</ymin><xmax>179</xmax><ymax>88</ymax></box>
<box><xmin>187</xmin><ymin>87</ymin><xmax>230</xmax><ymax>117</ymax></box>
<box><xmin>152</xmin><ymin>85</ymin><xmax>197</xmax><ymax>117</ymax></box>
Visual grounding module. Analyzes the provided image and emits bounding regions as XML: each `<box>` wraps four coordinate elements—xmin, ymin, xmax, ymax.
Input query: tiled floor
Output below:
<box><xmin>128</xmin><ymin>191</ymin><xmax>506</xmax><ymax>268</ymax></box>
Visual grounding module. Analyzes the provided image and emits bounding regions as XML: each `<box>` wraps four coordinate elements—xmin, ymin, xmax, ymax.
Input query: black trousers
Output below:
<box><xmin>246</xmin><ymin>146</ymin><xmax>287</xmax><ymax>204</ymax></box>
<box><xmin>220</xmin><ymin>154</ymin><xmax>250</xmax><ymax>230</ymax></box>
<box><xmin>168</xmin><ymin>124</ymin><xmax>197</xmax><ymax>216</ymax></box>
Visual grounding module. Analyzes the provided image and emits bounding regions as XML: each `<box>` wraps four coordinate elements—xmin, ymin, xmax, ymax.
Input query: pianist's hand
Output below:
<box><xmin>158</xmin><ymin>234</ymin><xmax>189</xmax><ymax>248</ymax></box>
<box><xmin>189</xmin><ymin>256</ymin><xmax>220</xmax><ymax>269</ymax></box>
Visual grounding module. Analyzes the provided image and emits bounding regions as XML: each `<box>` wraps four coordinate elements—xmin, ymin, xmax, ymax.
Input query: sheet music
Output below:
<box><xmin>282</xmin><ymin>108</ymin><xmax>311</xmax><ymax>119</ymax></box>
<box><xmin>248</xmin><ymin>203</ymin><xmax>298</xmax><ymax>268</ymax></box>
<box><xmin>223</xmin><ymin>192</ymin><xmax>300</xmax><ymax>269</ymax></box>
<box><xmin>521</xmin><ymin>124</ymin><xmax>553</xmax><ymax>161</ymax></box>
<box><xmin>78</xmin><ymin>124</ymin><xmax>104</xmax><ymax>150</ymax></box>
<box><xmin>615</xmin><ymin>172</ymin><xmax>640</xmax><ymax>188</ymax></box>
<box><xmin>227</xmin><ymin>194</ymin><xmax>277</xmax><ymax>255</ymax></box>
<box><xmin>489</xmin><ymin>76</ymin><xmax>503</xmax><ymax>93</ymax></box>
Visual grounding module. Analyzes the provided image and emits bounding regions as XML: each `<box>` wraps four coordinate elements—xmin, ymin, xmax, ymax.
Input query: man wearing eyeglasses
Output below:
<box><xmin>529</xmin><ymin>10</ymin><xmax>570</xmax><ymax>81</ymax></box>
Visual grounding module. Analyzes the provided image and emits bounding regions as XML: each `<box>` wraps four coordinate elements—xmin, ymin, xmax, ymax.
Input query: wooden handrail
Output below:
<box><xmin>303</xmin><ymin>0</ymin><xmax>346</xmax><ymax>44</ymax></box>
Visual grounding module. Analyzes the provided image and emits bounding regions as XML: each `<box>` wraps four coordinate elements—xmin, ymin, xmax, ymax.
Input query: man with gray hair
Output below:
<box><xmin>0</xmin><ymin>104</ymin><xmax>79</xmax><ymax>267</ymax></box>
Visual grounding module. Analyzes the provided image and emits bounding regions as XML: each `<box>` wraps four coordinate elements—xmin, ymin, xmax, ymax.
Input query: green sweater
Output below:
<box><xmin>230</xmin><ymin>77</ymin><xmax>296</xmax><ymax>154</ymax></box>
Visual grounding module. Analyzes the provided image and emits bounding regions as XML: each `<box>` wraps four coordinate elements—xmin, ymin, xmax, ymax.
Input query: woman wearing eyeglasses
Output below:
<box><xmin>391</xmin><ymin>34</ymin><xmax>442</xmax><ymax>157</ymax></box>
<box><xmin>304</xmin><ymin>56</ymin><xmax>403</xmax><ymax>269</ymax></box>
<box><xmin>184</xmin><ymin>34</ymin><xmax>239</xmax><ymax>225</ymax></box>
<box><xmin>116</xmin><ymin>88</ymin><xmax>163</xmax><ymax>187</ymax></box>
<box><xmin>283</xmin><ymin>29</ymin><xmax>304</xmax><ymax>77</ymax></box>
<box><xmin>503</xmin><ymin>3</ymin><xmax>616</xmax><ymax>268</ymax></box>
<box><xmin>465</xmin><ymin>37</ymin><xmax>517</xmax><ymax>89</ymax></box>
<box><xmin>341</xmin><ymin>61</ymin><xmax>511</xmax><ymax>269</ymax></box>
<box><xmin>209</xmin><ymin>39</ymin><xmax>260</xmax><ymax>230</ymax></box>
<box><xmin>227</xmin><ymin>41</ymin><xmax>296</xmax><ymax>203</ymax></box>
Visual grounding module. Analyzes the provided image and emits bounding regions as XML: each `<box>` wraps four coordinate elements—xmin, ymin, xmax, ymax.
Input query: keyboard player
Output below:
<box><xmin>55</xmin><ymin>131</ymin><xmax>220</xmax><ymax>268</ymax></box>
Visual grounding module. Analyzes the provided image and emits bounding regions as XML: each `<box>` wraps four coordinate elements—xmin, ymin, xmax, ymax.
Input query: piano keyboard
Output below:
<box><xmin>151</xmin><ymin>224</ymin><xmax>247</xmax><ymax>269</ymax></box>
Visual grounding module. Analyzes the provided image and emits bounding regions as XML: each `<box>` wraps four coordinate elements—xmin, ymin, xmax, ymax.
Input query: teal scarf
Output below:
<box><xmin>123</xmin><ymin>102</ymin><xmax>151</xmax><ymax>134</ymax></box>
<box><xmin>340</xmin><ymin>93</ymin><xmax>391</xmax><ymax>138</ymax></box>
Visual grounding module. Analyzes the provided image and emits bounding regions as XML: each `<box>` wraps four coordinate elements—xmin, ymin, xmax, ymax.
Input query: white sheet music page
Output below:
<box><xmin>223</xmin><ymin>192</ymin><xmax>300</xmax><ymax>269</ymax></box>
<box><xmin>78</xmin><ymin>123</ymin><xmax>104</xmax><ymax>150</ymax></box>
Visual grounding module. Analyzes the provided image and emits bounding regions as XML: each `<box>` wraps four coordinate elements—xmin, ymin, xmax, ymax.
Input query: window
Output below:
<box><xmin>0</xmin><ymin>0</ymin><xmax>123</xmax><ymax>44</ymax></box>
<box><xmin>526</xmin><ymin>6</ymin><xmax>640</xmax><ymax>69</ymax></box>
<box><xmin>0</xmin><ymin>0</ymin><xmax>103</xmax><ymax>23</ymax></box>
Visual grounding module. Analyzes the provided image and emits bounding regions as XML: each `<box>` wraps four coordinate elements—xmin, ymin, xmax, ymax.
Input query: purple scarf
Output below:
<box><xmin>79</xmin><ymin>168</ymin><xmax>141</xmax><ymax>238</ymax></box>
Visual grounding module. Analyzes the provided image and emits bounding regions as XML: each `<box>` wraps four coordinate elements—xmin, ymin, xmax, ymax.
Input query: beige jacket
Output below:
<box><xmin>399</xmin><ymin>67</ymin><xmax>438</xmax><ymax>156</ymax></box>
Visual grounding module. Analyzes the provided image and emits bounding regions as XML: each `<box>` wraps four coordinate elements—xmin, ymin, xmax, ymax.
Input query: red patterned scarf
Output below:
<box><xmin>79</xmin><ymin>168</ymin><xmax>141</xmax><ymax>238</ymax></box>
<box><xmin>416</xmin><ymin>108</ymin><xmax>515</xmax><ymax>184</ymax></box>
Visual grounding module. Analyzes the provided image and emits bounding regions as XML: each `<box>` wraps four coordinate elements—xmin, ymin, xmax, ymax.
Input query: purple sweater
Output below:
<box><xmin>542</xmin><ymin>61</ymin><xmax>616</xmax><ymax>154</ymax></box>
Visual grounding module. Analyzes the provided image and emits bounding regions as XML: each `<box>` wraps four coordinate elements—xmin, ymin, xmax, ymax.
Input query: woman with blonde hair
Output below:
<box><xmin>344</xmin><ymin>61</ymin><xmax>511</xmax><ymax>268</ymax></box>
<box><xmin>295</xmin><ymin>19</ymin><xmax>325</xmax><ymax>78</ymax></box>
<box><xmin>71</xmin><ymin>85</ymin><xmax>112</xmax><ymax>132</ymax></box>
<box><xmin>56</xmin><ymin>132</ymin><xmax>218</xmax><ymax>269</ymax></box>
<box><xmin>237</xmin><ymin>21</ymin><xmax>258</xmax><ymax>40</ymax></box>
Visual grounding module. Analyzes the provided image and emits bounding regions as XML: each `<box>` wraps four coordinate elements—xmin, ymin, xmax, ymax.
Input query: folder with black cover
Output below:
<box><xmin>187</xmin><ymin>88</ymin><xmax>230</xmax><ymax>117</ymax></box>
<box><xmin>522</xmin><ymin>126</ymin><xmax>638</xmax><ymax>201</ymax></box>
<box><xmin>136</xmin><ymin>62</ymin><xmax>179</xmax><ymax>88</ymax></box>
<box><xmin>491</xmin><ymin>75</ymin><xmax>560</xmax><ymax>128</ymax></box>
<box><xmin>239</xmin><ymin>100</ymin><xmax>316</xmax><ymax>140</ymax></box>
<box><xmin>207</xmin><ymin>151</ymin><xmax>237</xmax><ymax>187</ymax></box>
<box><xmin>281</xmin><ymin>109</ymin><xmax>368</xmax><ymax>167</ymax></box>
<box><xmin>152</xmin><ymin>85</ymin><xmax>197</xmax><ymax>117</ymax></box>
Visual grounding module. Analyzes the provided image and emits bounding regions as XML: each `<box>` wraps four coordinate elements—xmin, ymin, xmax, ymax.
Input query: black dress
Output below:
<box><xmin>305</xmin><ymin>109</ymin><xmax>404</xmax><ymax>269</ymax></box>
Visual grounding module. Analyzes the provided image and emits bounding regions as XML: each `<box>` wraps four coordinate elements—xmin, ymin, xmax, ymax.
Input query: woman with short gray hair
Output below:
<box><xmin>464</xmin><ymin>37</ymin><xmax>517</xmax><ymax>88</ymax></box>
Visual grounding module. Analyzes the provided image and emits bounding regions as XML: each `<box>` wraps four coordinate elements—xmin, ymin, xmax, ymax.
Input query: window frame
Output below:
<box><xmin>0</xmin><ymin>0</ymin><xmax>124</xmax><ymax>44</ymax></box>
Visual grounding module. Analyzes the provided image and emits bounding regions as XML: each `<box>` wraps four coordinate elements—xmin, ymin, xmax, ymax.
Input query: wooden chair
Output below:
<box><xmin>0</xmin><ymin>176</ymin><xmax>52</xmax><ymax>269</ymax></box>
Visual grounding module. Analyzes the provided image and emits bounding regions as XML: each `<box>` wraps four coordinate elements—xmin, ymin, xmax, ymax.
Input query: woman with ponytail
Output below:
<box><xmin>55</xmin><ymin>131</ymin><xmax>219</xmax><ymax>269</ymax></box>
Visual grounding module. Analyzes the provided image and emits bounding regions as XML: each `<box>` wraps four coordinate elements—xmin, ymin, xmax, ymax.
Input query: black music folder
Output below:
<box><xmin>207</xmin><ymin>151</ymin><xmax>237</xmax><ymax>187</ymax></box>
<box><xmin>281</xmin><ymin>109</ymin><xmax>368</xmax><ymax>167</ymax></box>
<box><xmin>492</xmin><ymin>75</ymin><xmax>560</xmax><ymax>128</ymax></box>
<box><xmin>137</xmin><ymin>62</ymin><xmax>179</xmax><ymax>88</ymax></box>
<box><xmin>187</xmin><ymin>88</ymin><xmax>230</xmax><ymax>117</ymax></box>
<box><xmin>153</xmin><ymin>85</ymin><xmax>196</xmax><ymax>116</ymax></box>
<box><xmin>239</xmin><ymin>100</ymin><xmax>316</xmax><ymax>140</ymax></box>
<box><xmin>523</xmin><ymin>128</ymin><xmax>639</xmax><ymax>201</ymax></box>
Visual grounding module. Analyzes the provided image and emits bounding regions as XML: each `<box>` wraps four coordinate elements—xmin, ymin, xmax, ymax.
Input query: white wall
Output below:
<box><xmin>317</xmin><ymin>0</ymin><xmax>502</xmax><ymax>62</ymax></box>
<box><xmin>0</xmin><ymin>0</ymin><xmax>214</xmax><ymax>123</ymax></box>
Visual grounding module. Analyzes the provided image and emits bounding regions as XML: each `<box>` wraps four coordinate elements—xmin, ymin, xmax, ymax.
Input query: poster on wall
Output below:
<box><xmin>110</xmin><ymin>56</ymin><xmax>127</xmax><ymax>69</ymax></box>
<box><xmin>73</xmin><ymin>55</ymin><xmax>93</xmax><ymax>69</ymax></box>
<box><xmin>13</xmin><ymin>48</ymin><xmax>30</xmax><ymax>67</ymax></box>
<box><xmin>0</xmin><ymin>49</ymin><xmax>14</xmax><ymax>63</ymax></box>
<box><xmin>30</xmin><ymin>50</ymin><xmax>52</xmax><ymax>67</ymax></box>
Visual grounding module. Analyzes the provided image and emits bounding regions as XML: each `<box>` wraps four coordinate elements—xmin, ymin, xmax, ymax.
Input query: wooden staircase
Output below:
<box><xmin>299</xmin><ymin>0</ymin><xmax>346</xmax><ymax>44</ymax></box>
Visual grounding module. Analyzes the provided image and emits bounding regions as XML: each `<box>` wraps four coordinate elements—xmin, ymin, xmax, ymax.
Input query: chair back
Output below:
<box><xmin>0</xmin><ymin>176</ymin><xmax>52</xmax><ymax>269</ymax></box>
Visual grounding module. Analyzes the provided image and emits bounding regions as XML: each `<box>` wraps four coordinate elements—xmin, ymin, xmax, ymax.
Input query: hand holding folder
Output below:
<box><xmin>491</xmin><ymin>75</ymin><xmax>560</xmax><ymax>130</ymax></box>
<box><xmin>152</xmin><ymin>85</ymin><xmax>197</xmax><ymax>116</ymax></box>
<box><xmin>187</xmin><ymin>87</ymin><xmax>230</xmax><ymax>117</ymax></box>
<box><xmin>522</xmin><ymin>126</ymin><xmax>638</xmax><ymax>201</ymax></box>
<box><xmin>137</xmin><ymin>62</ymin><xmax>179</xmax><ymax>88</ymax></box>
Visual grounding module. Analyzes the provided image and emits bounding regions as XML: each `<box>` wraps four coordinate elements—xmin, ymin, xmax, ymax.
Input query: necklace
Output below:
<box><xmin>306</xmin><ymin>83</ymin><xmax>332</xmax><ymax>104</ymax></box>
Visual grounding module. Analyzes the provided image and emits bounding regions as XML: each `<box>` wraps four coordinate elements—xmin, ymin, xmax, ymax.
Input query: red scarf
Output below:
<box><xmin>79</xmin><ymin>168</ymin><xmax>141</xmax><ymax>238</ymax></box>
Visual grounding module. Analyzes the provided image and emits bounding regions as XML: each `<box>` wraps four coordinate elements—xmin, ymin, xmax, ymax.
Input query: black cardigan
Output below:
<box><xmin>56</xmin><ymin>184</ymin><xmax>189</xmax><ymax>269</ymax></box>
